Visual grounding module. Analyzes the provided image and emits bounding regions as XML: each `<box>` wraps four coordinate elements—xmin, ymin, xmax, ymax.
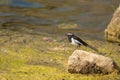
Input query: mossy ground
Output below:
<box><xmin>0</xmin><ymin>29</ymin><xmax>120</xmax><ymax>80</ymax></box>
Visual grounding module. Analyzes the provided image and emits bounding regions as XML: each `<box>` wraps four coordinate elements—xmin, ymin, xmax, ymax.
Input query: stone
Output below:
<box><xmin>105</xmin><ymin>5</ymin><xmax>120</xmax><ymax>42</ymax></box>
<box><xmin>68</xmin><ymin>50</ymin><xmax>119</xmax><ymax>74</ymax></box>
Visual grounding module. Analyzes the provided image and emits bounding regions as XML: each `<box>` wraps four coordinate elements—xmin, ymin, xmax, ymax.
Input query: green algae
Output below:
<box><xmin>0</xmin><ymin>29</ymin><xmax>120</xmax><ymax>80</ymax></box>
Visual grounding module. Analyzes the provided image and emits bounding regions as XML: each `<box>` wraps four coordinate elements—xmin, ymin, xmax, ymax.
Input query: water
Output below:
<box><xmin>0</xmin><ymin>0</ymin><xmax>44</xmax><ymax>8</ymax></box>
<box><xmin>0</xmin><ymin>0</ymin><xmax>120</xmax><ymax>40</ymax></box>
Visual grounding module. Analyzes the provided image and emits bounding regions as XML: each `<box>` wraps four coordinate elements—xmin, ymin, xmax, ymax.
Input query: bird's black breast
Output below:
<box><xmin>67</xmin><ymin>36</ymin><xmax>72</xmax><ymax>42</ymax></box>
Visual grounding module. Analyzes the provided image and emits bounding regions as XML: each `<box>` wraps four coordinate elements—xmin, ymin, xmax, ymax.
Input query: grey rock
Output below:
<box><xmin>68</xmin><ymin>50</ymin><xmax>119</xmax><ymax>74</ymax></box>
<box><xmin>105</xmin><ymin>5</ymin><xmax>120</xmax><ymax>42</ymax></box>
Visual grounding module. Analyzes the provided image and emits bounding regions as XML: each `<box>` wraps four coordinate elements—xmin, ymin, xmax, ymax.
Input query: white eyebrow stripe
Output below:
<box><xmin>67</xmin><ymin>33</ymin><xmax>73</xmax><ymax>35</ymax></box>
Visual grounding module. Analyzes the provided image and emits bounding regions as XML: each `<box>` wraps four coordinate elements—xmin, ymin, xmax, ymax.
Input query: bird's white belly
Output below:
<box><xmin>71</xmin><ymin>38</ymin><xmax>80</xmax><ymax>46</ymax></box>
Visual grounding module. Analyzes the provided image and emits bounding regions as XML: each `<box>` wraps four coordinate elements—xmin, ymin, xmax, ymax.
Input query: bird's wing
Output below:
<box><xmin>73</xmin><ymin>36</ymin><xmax>88</xmax><ymax>46</ymax></box>
<box><xmin>73</xmin><ymin>35</ymin><xmax>98</xmax><ymax>52</ymax></box>
<box><xmin>71</xmin><ymin>38</ymin><xmax>82</xmax><ymax>45</ymax></box>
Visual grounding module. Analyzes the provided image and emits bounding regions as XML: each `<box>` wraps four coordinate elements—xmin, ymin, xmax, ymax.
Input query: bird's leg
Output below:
<box><xmin>76</xmin><ymin>45</ymin><xmax>80</xmax><ymax>50</ymax></box>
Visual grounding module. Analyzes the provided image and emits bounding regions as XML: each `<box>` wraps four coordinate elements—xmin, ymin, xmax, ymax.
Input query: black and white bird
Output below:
<box><xmin>66</xmin><ymin>33</ymin><xmax>98</xmax><ymax>51</ymax></box>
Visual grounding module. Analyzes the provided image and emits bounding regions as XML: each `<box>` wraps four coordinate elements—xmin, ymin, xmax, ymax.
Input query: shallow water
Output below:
<box><xmin>0</xmin><ymin>0</ymin><xmax>120</xmax><ymax>40</ymax></box>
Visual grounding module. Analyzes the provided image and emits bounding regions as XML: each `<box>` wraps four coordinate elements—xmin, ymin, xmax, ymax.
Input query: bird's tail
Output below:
<box><xmin>86</xmin><ymin>44</ymin><xmax>98</xmax><ymax>52</ymax></box>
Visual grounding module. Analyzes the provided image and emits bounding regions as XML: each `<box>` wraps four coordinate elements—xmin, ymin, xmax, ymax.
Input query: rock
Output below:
<box><xmin>68</xmin><ymin>50</ymin><xmax>119</xmax><ymax>74</ymax></box>
<box><xmin>105</xmin><ymin>5</ymin><xmax>120</xmax><ymax>42</ymax></box>
<box><xmin>43</xmin><ymin>37</ymin><xmax>52</xmax><ymax>42</ymax></box>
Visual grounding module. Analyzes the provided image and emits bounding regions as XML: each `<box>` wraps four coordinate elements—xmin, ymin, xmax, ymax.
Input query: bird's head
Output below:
<box><xmin>66</xmin><ymin>33</ymin><xmax>74</xmax><ymax>38</ymax></box>
<box><xmin>66</xmin><ymin>33</ymin><xmax>75</xmax><ymax>42</ymax></box>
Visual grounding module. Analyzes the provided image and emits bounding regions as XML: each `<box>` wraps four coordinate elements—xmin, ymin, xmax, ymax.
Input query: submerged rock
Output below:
<box><xmin>105</xmin><ymin>5</ymin><xmax>120</xmax><ymax>42</ymax></box>
<box><xmin>58</xmin><ymin>23</ymin><xmax>78</xmax><ymax>29</ymax></box>
<box><xmin>68</xmin><ymin>50</ymin><xmax>119</xmax><ymax>74</ymax></box>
